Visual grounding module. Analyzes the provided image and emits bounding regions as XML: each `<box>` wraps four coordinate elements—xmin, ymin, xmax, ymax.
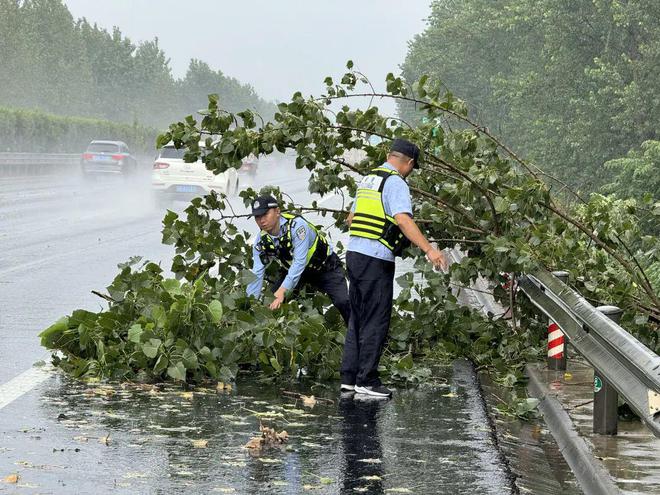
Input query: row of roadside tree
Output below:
<box><xmin>0</xmin><ymin>106</ymin><xmax>158</xmax><ymax>154</ymax></box>
<box><xmin>0</xmin><ymin>0</ymin><xmax>275</xmax><ymax>148</ymax></box>
<box><xmin>401</xmin><ymin>0</ymin><xmax>659</xmax><ymax>201</ymax></box>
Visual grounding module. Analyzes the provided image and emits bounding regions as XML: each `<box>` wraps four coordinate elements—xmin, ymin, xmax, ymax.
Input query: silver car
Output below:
<box><xmin>81</xmin><ymin>140</ymin><xmax>138</xmax><ymax>177</ymax></box>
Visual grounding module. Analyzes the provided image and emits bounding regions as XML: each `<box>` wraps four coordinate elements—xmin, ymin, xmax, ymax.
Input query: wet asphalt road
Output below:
<box><xmin>0</xmin><ymin>160</ymin><xmax>514</xmax><ymax>494</ymax></box>
<box><xmin>0</xmin><ymin>157</ymin><xmax>315</xmax><ymax>384</ymax></box>
<box><xmin>1</xmin><ymin>362</ymin><xmax>512</xmax><ymax>494</ymax></box>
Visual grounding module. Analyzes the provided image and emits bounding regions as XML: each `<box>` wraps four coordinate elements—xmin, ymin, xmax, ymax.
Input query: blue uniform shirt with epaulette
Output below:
<box><xmin>348</xmin><ymin>162</ymin><xmax>413</xmax><ymax>262</ymax></box>
<box><xmin>247</xmin><ymin>216</ymin><xmax>333</xmax><ymax>297</ymax></box>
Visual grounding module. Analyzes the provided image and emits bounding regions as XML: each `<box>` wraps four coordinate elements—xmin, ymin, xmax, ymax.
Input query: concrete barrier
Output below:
<box><xmin>0</xmin><ymin>152</ymin><xmax>81</xmax><ymax>176</ymax></box>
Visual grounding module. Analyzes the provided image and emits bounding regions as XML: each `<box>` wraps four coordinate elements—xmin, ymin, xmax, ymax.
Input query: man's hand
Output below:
<box><xmin>269</xmin><ymin>286</ymin><xmax>287</xmax><ymax>310</ymax></box>
<box><xmin>426</xmin><ymin>248</ymin><xmax>448</xmax><ymax>271</ymax></box>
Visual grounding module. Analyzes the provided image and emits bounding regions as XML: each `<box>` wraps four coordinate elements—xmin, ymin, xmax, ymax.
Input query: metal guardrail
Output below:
<box><xmin>0</xmin><ymin>152</ymin><xmax>81</xmax><ymax>175</ymax></box>
<box><xmin>519</xmin><ymin>268</ymin><xmax>660</xmax><ymax>438</ymax></box>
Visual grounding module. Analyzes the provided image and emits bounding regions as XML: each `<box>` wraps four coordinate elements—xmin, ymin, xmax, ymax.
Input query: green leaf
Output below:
<box><xmin>162</xmin><ymin>279</ymin><xmax>182</xmax><ymax>295</ymax></box>
<box><xmin>167</xmin><ymin>361</ymin><xmax>187</xmax><ymax>381</ymax></box>
<box><xmin>269</xmin><ymin>357</ymin><xmax>282</xmax><ymax>373</ymax></box>
<box><xmin>397</xmin><ymin>353</ymin><xmax>414</xmax><ymax>370</ymax></box>
<box><xmin>154</xmin><ymin>354</ymin><xmax>169</xmax><ymax>374</ymax></box>
<box><xmin>208</xmin><ymin>300</ymin><xmax>223</xmax><ymax>323</ymax></box>
<box><xmin>182</xmin><ymin>348</ymin><xmax>199</xmax><ymax>369</ymax></box>
<box><xmin>39</xmin><ymin>317</ymin><xmax>69</xmax><ymax>348</ymax></box>
<box><xmin>493</xmin><ymin>197</ymin><xmax>509</xmax><ymax>213</ymax></box>
<box><xmin>151</xmin><ymin>305</ymin><xmax>167</xmax><ymax>328</ymax></box>
<box><xmin>142</xmin><ymin>338</ymin><xmax>162</xmax><ymax>359</ymax></box>
<box><xmin>128</xmin><ymin>324</ymin><xmax>143</xmax><ymax>343</ymax></box>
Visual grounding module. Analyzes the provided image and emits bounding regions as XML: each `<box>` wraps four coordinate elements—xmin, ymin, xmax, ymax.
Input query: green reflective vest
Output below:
<box><xmin>349</xmin><ymin>167</ymin><xmax>410</xmax><ymax>255</ymax></box>
<box><xmin>258</xmin><ymin>213</ymin><xmax>330</xmax><ymax>270</ymax></box>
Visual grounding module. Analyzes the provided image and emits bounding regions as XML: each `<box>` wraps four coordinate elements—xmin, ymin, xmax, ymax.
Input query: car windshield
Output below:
<box><xmin>159</xmin><ymin>146</ymin><xmax>187</xmax><ymax>159</ymax></box>
<box><xmin>159</xmin><ymin>146</ymin><xmax>208</xmax><ymax>160</ymax></box>
<box><xmin>87</xmin><ymin>143</ymin><xmax>120</xmax><ymax>153</ymax></box>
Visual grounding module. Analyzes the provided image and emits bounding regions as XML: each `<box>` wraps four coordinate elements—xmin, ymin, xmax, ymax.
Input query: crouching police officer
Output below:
<box><xmin>246</xmin><ymin>195</ymin><xmax>351</xmax><ymax>325</ymax></box>
<box><xmin>341</xmin><ymin>139</ymin><xmax>447</xmax><ymax>398</ymax></box>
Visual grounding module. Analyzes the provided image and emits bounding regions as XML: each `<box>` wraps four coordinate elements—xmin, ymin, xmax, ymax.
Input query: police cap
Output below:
<box><xmin>251</xmin><ymin>195</ymin><xmax>279</xmax><ymax>216</ymax></box>
<box><xmin>391</xmin><ymin>138</ymin><xmax>421</xmax><ymax>169</ymax></box>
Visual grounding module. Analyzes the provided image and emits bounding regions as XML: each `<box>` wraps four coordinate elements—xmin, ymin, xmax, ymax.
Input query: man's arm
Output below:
<box><xmin>246</xmin><ymin>242</ymin><xmax>266</xmax><ymax>297</ymax></box>
<box><xmin>270</xmin><ymin>220</ymin><xmax>315</xmax><ymax>309</ymax></box>
<box><xmin>395</xmin><ymin>213</ymin><xmax>447</xmax><ymax>270</ymax></box>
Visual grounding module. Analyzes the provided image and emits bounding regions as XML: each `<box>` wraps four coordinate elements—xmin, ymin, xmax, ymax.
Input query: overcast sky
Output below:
<box><xmin>63</xmin><ymin>0</ymin><xmax>431</xmax><ymax>115</ymax></box>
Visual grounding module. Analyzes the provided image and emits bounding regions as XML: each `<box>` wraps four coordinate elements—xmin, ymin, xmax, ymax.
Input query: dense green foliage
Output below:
<box><xmin>39</xmin><ymin>256</ymin><xmax>347</xmax><ymax>384</ymax></box>
<box><xmin>40</xmin><ymin>62</ymin><xmax>659</xmax><ymax>387</ymax></box>
<box><xmin>0</xmin><ymin>106</ymin><xmax>157</xmax><ymax>153</ymax></box>
<box><xmin>603</xmin><ymin>140</ymin><xmax>660</xmax><ymax>203</ymax></box>
<box><xmin>401</xmin><ymin>0</ymin><xmax>660</xmax><ymax>196</ymax></box>
<box><xmin>0</xmin><ymin>0</ymin><xmax>275</xmax><ymax>128</ymax></box>
<box><xmin>40</xmin><ymin>191</ymin><xmax>533</xmax><ymax>385</ymax></box>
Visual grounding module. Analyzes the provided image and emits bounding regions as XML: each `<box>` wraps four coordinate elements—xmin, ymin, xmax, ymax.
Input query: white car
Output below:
<box><xmin>152</xmin><ymin>142</ymin><xmax>239</xmax><ymax>199</ymax></box>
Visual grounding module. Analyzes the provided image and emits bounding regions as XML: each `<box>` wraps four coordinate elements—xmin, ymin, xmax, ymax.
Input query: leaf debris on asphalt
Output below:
<box><xmin>245</xmin><ymin>423</ymin><xmax>289</xmax><ymax>450</ymax></box>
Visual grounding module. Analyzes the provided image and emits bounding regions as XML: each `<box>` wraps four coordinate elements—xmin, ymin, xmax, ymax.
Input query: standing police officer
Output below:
<box><xmin>341</xmin><ymin>139</ymin><xmax>447</xmax><ymax>397</ymax></box>
<box><xmin>246</xmin><ymin>195</ymin><xmax>351</xmax><ymax>324</ymax></box>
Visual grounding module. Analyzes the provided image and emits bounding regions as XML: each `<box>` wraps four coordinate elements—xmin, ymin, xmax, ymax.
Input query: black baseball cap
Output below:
<box><xmin>391</xmin><ymin>138</ymin><xmax>421</xmax><ymax>168</ymax></box>
<box><xmin>251</xmin><ymin>195</ymin><xmax>279</xmax><ymax>216</ymax></box>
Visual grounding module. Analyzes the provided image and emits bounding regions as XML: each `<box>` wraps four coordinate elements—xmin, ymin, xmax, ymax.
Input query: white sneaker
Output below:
<box><xmin>354</xmin><ymin>385</ymin><xmax>392</xmax><ymax>398</ymax></box>
<box><xmin>340</xmin><ymin>384</ymin><xmax>355</xmax><ymax>391</ymax></box>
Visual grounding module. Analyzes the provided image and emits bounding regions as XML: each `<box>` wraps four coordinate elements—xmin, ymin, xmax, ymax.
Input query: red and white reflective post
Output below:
<box><xmin>547</xmin><ymin>271</ymin><xmax>569</xmax><ymax>371</ymax></box>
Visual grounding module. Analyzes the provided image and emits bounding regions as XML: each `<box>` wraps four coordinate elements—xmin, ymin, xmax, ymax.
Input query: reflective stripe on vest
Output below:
<box><xmin>349</xmin><ymin>167</ymin><xmax>404</xmax><ymax>251</ymax></box>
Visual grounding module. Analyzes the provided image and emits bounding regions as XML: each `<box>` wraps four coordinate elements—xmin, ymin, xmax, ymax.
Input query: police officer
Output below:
<box><xmin>246</xmin><ymin>195</ymin><xmax>350</xmax><ymax>324</ymax></box>
<box><xmin>341</xmin><ymin>139</ymin><xmax>447</xmax><ymax>397</ymax></box>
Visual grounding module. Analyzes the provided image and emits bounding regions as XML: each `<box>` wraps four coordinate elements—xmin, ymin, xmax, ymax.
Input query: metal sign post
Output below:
<box><xmin>593</xmin><ymin>305</ymin><xmax>623</xmax><ymax>435</ymax></box>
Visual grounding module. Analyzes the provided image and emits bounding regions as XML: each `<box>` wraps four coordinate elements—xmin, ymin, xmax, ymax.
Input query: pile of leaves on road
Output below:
<box><xmin>244</xmin><ymin>423</ymin><xmax>289</xmax><ymax>450</ymax></box>
<box><xmin>40</xmin><ymin>61</ymin><xmax>658</xmax><ymax>388</ymax></box>
<box><xmin>39</xmin><ymin>194</ymin><xmax>526</xmax><ymax>385</ymax></box>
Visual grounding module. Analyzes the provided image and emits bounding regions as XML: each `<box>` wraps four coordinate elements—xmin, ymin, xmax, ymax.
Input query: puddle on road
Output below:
<box><xmin>478</xmin><ymin>374</ymin><xmax>582</xmax><ymax>495</ymax></box>
<box><xmin>0</xmin><ymin>362</ymin><xmax>513</xmax><ymax>494</ymax></box>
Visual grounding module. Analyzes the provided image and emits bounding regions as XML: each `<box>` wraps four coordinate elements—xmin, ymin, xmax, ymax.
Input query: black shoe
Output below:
<box><xmin>354</xmin><ymin>385</ymin><xmax>392</xmax><ymax>398</ymax></box>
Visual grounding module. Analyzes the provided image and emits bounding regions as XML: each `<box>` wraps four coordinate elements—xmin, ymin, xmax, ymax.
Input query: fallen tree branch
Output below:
<box><xmin>91</xmin><ymin>290</ymin><xmax>116</xmax><ymax>303</ymax></box>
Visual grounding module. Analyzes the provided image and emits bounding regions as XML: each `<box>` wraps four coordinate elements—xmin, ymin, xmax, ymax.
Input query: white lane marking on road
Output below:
<box><xmin>0</xmin><ymin>365</ymin><xmax>53</xmax><ymax>410</ymax></box>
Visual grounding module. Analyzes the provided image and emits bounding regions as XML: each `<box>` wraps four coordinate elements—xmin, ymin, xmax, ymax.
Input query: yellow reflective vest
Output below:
<box><xmin>349</xmin><ymin>167</ymin><xmax>410</xmax><ymax>255</ymax></box>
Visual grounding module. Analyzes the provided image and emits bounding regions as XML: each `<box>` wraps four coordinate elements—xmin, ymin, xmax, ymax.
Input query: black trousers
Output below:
<box><xmin>341</xmin><ymin>251</ymin><xmax>394</xmax><ymax>387</ymax></box>
<box><xmin>272</xmin><ymin>252</ymin><xmax>351</xmax><ymax>325</ymax></box>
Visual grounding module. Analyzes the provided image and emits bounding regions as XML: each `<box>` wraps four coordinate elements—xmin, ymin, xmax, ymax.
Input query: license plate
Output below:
<box><xmin>94</xmin><ymin>155</ymin><xmax>111</xmax><ymax>161</ymax></box>
<box><xmin>176</xmin><ymin>185</ymin><xmax>196</xmax><ymax>193</ymax></box>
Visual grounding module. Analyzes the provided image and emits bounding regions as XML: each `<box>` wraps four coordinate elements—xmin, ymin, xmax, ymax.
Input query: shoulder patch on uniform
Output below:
<box><xmin>296</xmin><ymin>226</ymin><xmax>306</xmax><ymax>240</ymax></box>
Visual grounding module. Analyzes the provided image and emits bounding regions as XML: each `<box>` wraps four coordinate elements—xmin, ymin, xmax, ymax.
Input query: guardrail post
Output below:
<box><xmin>547</xmin><ymin>271</ymin><xmax>569</xmax><ymax>370</ymax></box>
<box><xmin>593</xmin><ymin>305</ymin><xmax>623</xmax><ymax>435</ymax></box>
